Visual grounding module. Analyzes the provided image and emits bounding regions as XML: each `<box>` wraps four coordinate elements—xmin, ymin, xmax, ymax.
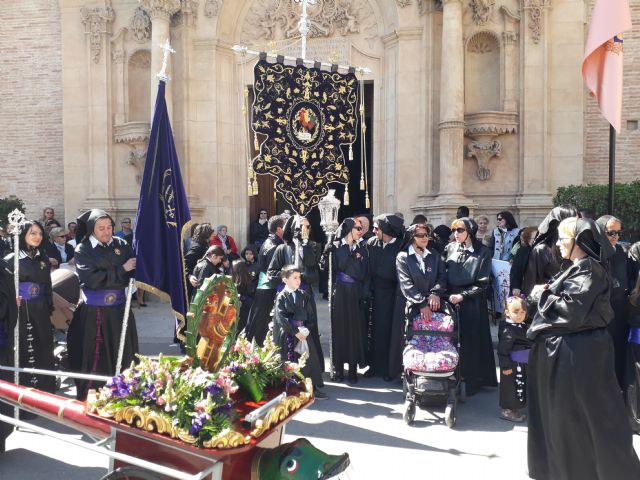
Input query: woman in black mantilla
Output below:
<box><xmin>527</xmin><ymin>217</ymin><xmax>640</xmax><ymax>480</ymax></box>
<box><xmin>4</xmin><ymin>220</ymin><xmax>56</xmax><ymax>394</ymax></box>
<box><xmin>596</xmin><ymin>215</ymin><xmax>630</xmax><ymax>389</ymax></box>
<box><xmin>0</xmin><ymin>259</ymin><xmax>18</xmax><ymax>452</ymax></box>
<box><xmin>67</xmin><ymin>209</ymin><xmax>139</xmax><ymax>400</ymax></box>
<box><xmin>444</xmin><ymin>217</ymin><xmax>497</xmax><ymax>393</ymax></box>
<box><xmin>522</xmin><ymin>205</ymin><xmax>577</xmax><ymax>296</ymax></box>
<box><xmin>327</xmin><ymin>218</ymin><xmax>369</xmax><ymax>383</ymax></box>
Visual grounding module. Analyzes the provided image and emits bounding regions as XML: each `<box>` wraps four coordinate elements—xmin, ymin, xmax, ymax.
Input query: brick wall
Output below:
<box><xmin>584</xmin><ymin>0</ymin><xmax>640</xmax><ymax>184</ymax></box>
<box><xmin>0</xmin><ymin>1</ymin><xmax>64</xmax><ymax>225</ymax></box>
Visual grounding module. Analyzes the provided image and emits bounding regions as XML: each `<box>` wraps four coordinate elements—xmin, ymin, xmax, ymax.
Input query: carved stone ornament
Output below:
<box><xmin>467</xmin><ymin>31</ymin><xmax>498</xmax><ymax>53</ymax></box>
<box><xmin>204</xmin><ymin>0</ymin><xmax>222</xmax><ymax>17</ymax></box>
<box><xmin>397</xmin><ymin>0</ymin><xmax>412</xmax><ymax>7</ymax></box>
<box><xmin>128</xmin><ymin>148</ymin><xmax>148</xmax><ymax>184</ymax></box>
<box><xmin>80</xmin><ymin>2</ymin><xmax>115</xmax><ymax>64</ymax></box>
<box><xmin>130</xmin><ymin>6</ymin><xmax>151</xmax><ymax>42</ymax></box>
<box><xmin>467</xmin><ymin>139</ymin><xmax>502</xmax><ymax>180</ymax></box>
<box><xmin>138</xmin><ymin>0</ymin><xmax>182</xmax><ymax>20</ymax></box>
<box><xmin>469</xmin><ymin>0</ymin><xmax>494</xmax><ymax>26</ymax></box>
<box><xmin>241</xmin><ymin>0</ymin><xmax>376</xmax><ymax>42</ymax></box>
<box><xmin>524</xmin><ymin>0</ymin><xmax>549</xmax><ymax>44</ymax></box>
<box><xmin>171</xmin><ymin>0</ymin><xmax>198</xmax><ymax>27</ymax></box>
<box><xmin>112</xmin><ymin>49</ymin><xmax>124</xmax><ymax>63</ymax></box>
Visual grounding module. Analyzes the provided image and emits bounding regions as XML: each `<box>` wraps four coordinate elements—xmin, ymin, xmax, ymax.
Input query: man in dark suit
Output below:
<box><xmin>45</xmin><ymin>227</ymin><xmax>75</xmax><ymax>268</ymax></box>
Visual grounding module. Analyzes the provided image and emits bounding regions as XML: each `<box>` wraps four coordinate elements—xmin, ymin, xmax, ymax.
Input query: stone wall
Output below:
<box><xmin>0</xmin><ymin>1</ymin><xmax>64</xmax><ymax>223</ymax></box>
<box><xmin>584</xmin><ymin>0</ymin><xmax>640</xmax><ymax>184</ymax></box>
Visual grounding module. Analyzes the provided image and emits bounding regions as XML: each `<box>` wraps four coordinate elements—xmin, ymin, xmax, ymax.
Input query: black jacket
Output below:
<box><xmin>396</xmin><ymin>247</ymin><xmax>447</xmax><ymax>312</ymax></box>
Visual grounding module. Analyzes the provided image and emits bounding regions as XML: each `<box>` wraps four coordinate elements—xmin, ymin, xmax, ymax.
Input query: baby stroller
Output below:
<box><xmin>402</xmin><ymin>302</ymin><xmax>463</xmax><ymax>427</ymax></box>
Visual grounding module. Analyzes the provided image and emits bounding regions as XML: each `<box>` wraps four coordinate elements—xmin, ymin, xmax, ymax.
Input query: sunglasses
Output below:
<box><xmin>454</xmin><ymin>227</ymin><xmax>467</xmax><ymax>234</ymax></box>
<box><xmin>413</xmin><ymin>233</ymin><xmax>429</xmax><ymax>239</ymax></box>
<box><xmin>353</xmin><ymin>226</ymin><xmax>363</xmax><ymax>231</ymax></box>
<box><xmin>497</xmin><ymin>217</ymin><xmax>504</xmax><ymax>221</ymax></box>
<box><xmin>606</xmin><ymin>230</ymin><xmax>623</xmax><ymax>238</ymax></box>
<box><xmin>56</xmin><ymin>235</ymin><xmax>66</xmax><ymax>239</ymax></box>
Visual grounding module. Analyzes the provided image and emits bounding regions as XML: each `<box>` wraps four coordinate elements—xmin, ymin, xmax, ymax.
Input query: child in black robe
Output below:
<box><xmin>497</xmin><ymin>296</ymin><xmax>532</xmax><ymax>422</ymax></box>
<box><xmin>272</xmin><ymin>266</ymin><xmax>326</xmax><ymax>400</ymax></box>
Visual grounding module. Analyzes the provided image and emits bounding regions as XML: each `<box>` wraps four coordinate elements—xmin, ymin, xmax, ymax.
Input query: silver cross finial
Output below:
<box><xmin>157</xmin><ymin>38</ymin><xmax>176</xmax><ymax>82</ymax></box>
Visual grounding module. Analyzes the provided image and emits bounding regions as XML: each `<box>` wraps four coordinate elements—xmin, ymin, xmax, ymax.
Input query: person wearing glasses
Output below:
<box><xmin>596</xmin><ymin>215</ymin><xmax>630</xmax><ymax>389</ymax></box>
<box><xmin>527</xmin><ymin>217</ymin><xmax>640</xmax><ymax>480</ymax></box>
<box><xmin>115</xmin><ymin>217</ymin><xmax>134</xmax><ymax>244</ymax></box>
<box><xmin>366</xmin><ymin>213</ymin><xmax>406</xmax><ymax>381</ymax></box>
<box><xmin>444</xmin><ymin>217</ymin><xmax>497</xmax><ymax>395</ymax></box>
<box><xmin>250</xmin><ymin>208</ymin><xmax>270</xmax><ymax>248</ymax></box>
<box><xmin>45</xmin><ymin>226</ymin><xmax>75</xmax><ymax>268</ymax></box>
<box><xmin>326</xmin><ymin>217</ymin><xmax>370</xmax><ymax>384</ymax></box>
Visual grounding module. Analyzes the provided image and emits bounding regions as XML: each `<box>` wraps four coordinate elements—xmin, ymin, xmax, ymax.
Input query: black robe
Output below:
<box><xmin>510</xmin><ymin>245</ymin><xmax>532</xmax><ymax>294</ymax></box>
<box><xmin>331</xmin><ymin>242</ymin><xmax>370</xmax><ymax>371</ymax></box>
<box><xmin>444</xmin><ymin>242</ymin><xmax>497</xmax><ymax>390</ymax></box>
<box><xmin>367</xmin><ymin>237</ymin><xmax>404</xmax><ymax>378</ymax></box>
<box><xmin>527</xmin><ymin>256</ymin><xmax>640</xmax><ymax>480</ymax></box>
<box><xmin>272</xmin><ymin>289</ymin><xmax>323</xmax><ymax>387</ymax></box>
<box><xmin>497</xmin><ymin>321</ymin><xmax>531</xmax><ymax>410</ymax></box>
<box><xmin>67</xmin><ymin>237</ymin><xmax>139</xmax><ymax>400</ymax></box>
<box><xmin>0</xmin><ymin>259</ymin><xmax>18</xmax><ymax>451</ymax></box>
<box><xmin>267</xmin><ymin>241</ymin><xmax>324</xmax><ymax>371</ymax></box>
<box><xmin>5</xmin><ymin>251</ymin><xmax>56</xmax><ymax>394</ymax></box>
<box><xmin>184</xmin><ymin>241</ymin><xmax>209</xmax><ymax>300</ymax></box>
<box><xmin>626</xmin><ymin>299</ymin><xmax>640</xmax><ymax>434</ymax></box>
<box><xmin>245</xmin><ymin>233</ymin><xmax>283</xmax><ymax>345</ymax></box>
<box><xmin>605</xmin><ymin>244</ymin><xmax>631</xmax><ymax>388</ymax></box>
<box><xmin>394</xmin><ymin>246</ymin><xmax>447</xmax><ymax>378</ymax></box>
<box><xmin>236</xmin><ymin>262</ymin><xmax>258</xmax><ymax>334</ymax></box>
<box><xmin>192</xmin><ymin>258</ymin><xmax>226</xmax><ymax>294</ymax></box>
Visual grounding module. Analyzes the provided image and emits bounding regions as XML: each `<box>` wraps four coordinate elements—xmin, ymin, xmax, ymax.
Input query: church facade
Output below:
<box><xmin>2</xmin><ymin>0</ymin><xmax>639</xmax><ymax>239</ymax></box>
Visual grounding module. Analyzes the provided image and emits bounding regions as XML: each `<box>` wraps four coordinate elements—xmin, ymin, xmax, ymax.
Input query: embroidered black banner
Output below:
<box><xmin>251</xmin><ymin>58</ymin><xmax>358</xmax><ymax>215</ymax></box>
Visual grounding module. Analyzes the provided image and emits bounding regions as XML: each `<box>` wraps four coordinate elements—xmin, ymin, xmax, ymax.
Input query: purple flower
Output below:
<box><xmin>205</xmin><ymin>383</ymin><xmax>223</xmax><ymax>397</ymax></box>
<box><xmin>189</xmin><ymin>413</ymin><xmax>208</xmax><ymax>436</ymax></box>
<box><xmin>213</xmin><ymin>402</ymin><xmax>233</xmax><ymax>415</ymax></box>
<box><xmin>141</xmin><ymin>383</ymin><xmax>157</xmax><ymax>402</ymax></box>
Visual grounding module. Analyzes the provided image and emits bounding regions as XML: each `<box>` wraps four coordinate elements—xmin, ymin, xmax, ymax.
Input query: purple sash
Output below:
<box><xmin>19</xmin><ymin>282</ymin><xmax>44</xmax><ymax>300</ymax></box>
<box><xmin>81</xmin><ymin>289</ymin><xmax>126</xmax><ymax>307</ymax></box>
<box><xmin>510</xmin><ymin>349</ymin><xmax>530</xmax><ymax>364</ymax></box>
<box><xmin>629</xmin><ymin>328</ymin><xmax>640</xmax><ymax>345</ymax></box>
<box><xmin>336</xmin><ymin>272</ymin><xmax>356</xmax><ymax>284</ymax></box>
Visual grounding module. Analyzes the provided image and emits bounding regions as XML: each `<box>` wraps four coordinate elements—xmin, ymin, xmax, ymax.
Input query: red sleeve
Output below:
<box><xmin>228</xmin><ymin>236</ymin><xmax>238</xmax><ymax>254</ymax></box>
<box><xmin>210</xmin><ymin>236</ymin><xmax>222</xmax><ymax>247</ymax></box>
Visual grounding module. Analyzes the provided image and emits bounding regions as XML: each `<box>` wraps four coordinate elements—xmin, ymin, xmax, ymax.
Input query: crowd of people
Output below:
<box><xmin>2</xmin><ymin>203</ymin><xmax>640</xmax><ymax>477</ymax></box>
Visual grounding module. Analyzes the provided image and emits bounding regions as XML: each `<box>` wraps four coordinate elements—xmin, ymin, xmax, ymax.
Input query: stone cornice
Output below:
<box><xmin>138</xmin><ymin>0</ymin><xmax>181</xmax><ymax>21</ymax></box>
<box><xmin>114</xmin><ymin>122</ymin><xmax>151</xmax><ymax>145</ymax></box>
<box><xmin>464</xmin><ymin>111</ymin><xmax>518</xmax><ymax>136</ymax></box>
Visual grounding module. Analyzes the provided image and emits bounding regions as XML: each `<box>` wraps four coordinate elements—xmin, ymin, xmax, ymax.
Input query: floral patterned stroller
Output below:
<box><xmin>402</xmin><ymin>302</ymin><xmax>462</xmax><ymax>427</ymax></box>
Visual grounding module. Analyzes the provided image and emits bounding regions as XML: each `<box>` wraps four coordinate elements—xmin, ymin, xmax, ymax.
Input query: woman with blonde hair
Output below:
<box><xmin>527</xmin><ymin>217</ymin><xmax>639</xmax><ymax>480</ymax></box>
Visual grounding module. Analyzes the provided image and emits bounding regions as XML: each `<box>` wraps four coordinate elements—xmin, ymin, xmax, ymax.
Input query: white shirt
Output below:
<box><xmin>90</xmin><ymin>235</ymin><xmax>113</xmax><ymax>248</ymax></box>
<box><xmin>383</xmin><ymin>237</ymin><xmax>397</xmax><ymax>249</ymax></box>
<box><xmin>408</xmin><ymin>245</ymin><xmax>430</xmax><ymax>273</ymax></box>
<box><xmin>55</xmin><ymin>242</ymin><xmax>67</xmax><ymax>262</ymax></box>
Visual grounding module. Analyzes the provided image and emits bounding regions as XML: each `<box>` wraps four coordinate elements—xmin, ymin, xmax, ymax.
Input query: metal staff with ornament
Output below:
<box><xmin>7</xmin><ymin>209</ymin><xmax>25</xmax><ymax>419</ymax></box>
<box><xmin>318</xmin><ymin>191</ymin><xmax>341</xmax><ymax>379</ymax></box>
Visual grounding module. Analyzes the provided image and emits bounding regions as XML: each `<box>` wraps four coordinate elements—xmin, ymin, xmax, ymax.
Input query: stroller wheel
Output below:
<box><xmin>403</xmin><ymin>401</ymin><xmax>416</xmax><ymax>425</ymax></box>
<box><xmin>402</xmin><ymin>377</ymin><xmax>408</xmax><ymax>398</ymax></box>
<box><xmin>458</xmin><ymin>381</ymin><xmax>466</xmax><ymax>403</ymax></box>
<box><xmin>445</xmin><ymin>404</ymin><xmax>456</xmax><ymax>428</ymax></box>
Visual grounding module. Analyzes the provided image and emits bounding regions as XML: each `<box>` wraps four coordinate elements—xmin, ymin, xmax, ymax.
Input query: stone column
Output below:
<box><xmin>438</xmin><ymin>0</ymin><xmax>466</xmax><ymax>201</ymax></box>
<box><xmin>139</xmin><ymin>0</ymin><xmax>181</xmax><ymax>114</ymax></box>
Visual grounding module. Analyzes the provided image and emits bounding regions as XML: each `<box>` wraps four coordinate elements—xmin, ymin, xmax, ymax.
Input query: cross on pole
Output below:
<box><xmin>157</xmin><ymin>38</ymin><xmax>176</xmax><ymax>82</ymax></box>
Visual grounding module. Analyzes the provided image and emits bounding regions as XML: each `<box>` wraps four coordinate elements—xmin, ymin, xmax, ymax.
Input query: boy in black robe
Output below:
<box><xmin>272</xmin><ymin>266</ymin><xmax>326</xmax><ymax>399</ymax></box>
<box><xmin>67</xmin><ymin>209</ymin><xmax>139</xmax><ymax>400</ymax></box>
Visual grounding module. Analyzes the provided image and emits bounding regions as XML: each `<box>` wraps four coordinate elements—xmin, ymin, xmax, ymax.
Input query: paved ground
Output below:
<box><xmin>1</xmin><ymin>296</ymin><xmax>639</xmax><ymax>479</ymax></box>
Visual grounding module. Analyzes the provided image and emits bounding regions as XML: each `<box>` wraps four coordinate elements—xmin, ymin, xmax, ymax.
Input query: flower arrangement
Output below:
<box><xmin>90</xmin><ymin>354</ymin><xmax>238</xmax><ymax>446</ymax></box>
<box><xmin>224</xmin><ymin>333</ymin><xmax>306</xmax><ymax>402</ymax></box>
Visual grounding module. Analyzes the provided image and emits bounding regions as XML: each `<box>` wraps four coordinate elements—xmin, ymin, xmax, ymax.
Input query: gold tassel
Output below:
<box><xmin>365</xmin><ymin>191</ymin><xmax>370</xmax><ymax>209</ymax></box>
<box><xmin>252</xmin><ymin>177</ymin><xmax>259</xmax><ymax>196</ymax></box>
<box><xmin>349</xmin><ymin>144</ymin><xmax>353</xmax><ymax>162</ymax></box>
<box><xmin>360</xmin><ymin>174</ymin><xmax>365</xmax><ymax>191</ymax></box>
<box><xmin>254</xmin><ymin>132</ymin><xmax>259</xmax><ymax>151</ymax></box>
<box><xmin>248</xmin><ymin>178</ymin><xmax>253</xmax><ymax>197</ymax></box>
<box><xmin>344</xmin><ymin>189</ymin><xmax>350</xmax><ymax>206</ymax></box>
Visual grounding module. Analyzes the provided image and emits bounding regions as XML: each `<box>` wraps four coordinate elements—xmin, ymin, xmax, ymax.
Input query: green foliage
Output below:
<box><xmin>553</xmin><ymin>181</ymin><xmax>640</xmax><ymax>243</ymax></box>
<box><xmin>0</xmin><ymin>196</ymin><xmax>25</xmax><ymax>227</ymax></box>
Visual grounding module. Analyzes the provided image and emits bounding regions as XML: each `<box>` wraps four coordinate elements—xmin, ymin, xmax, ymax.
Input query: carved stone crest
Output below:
<box><xmin>241</xmin><ymin>0</ymin><xmax>375</xmax><ymax>42</ymax></box>
<box><xmin>469</xmin><ymin>0</ymin><xmax>494</xmax><ymax>25</ymax></box>
<box><xmin>130</xmin><ymin>6</ymin><xmax>151</xmax><ymax>42</ymax></box>
<box><xmin>204</xmin><ymin>0</ymin><xmax>222</xmax><ymax>17</ymax></box>
<box><xmin>467</xmin><ymin>139</ymin><xmax>501</xmax><ymax>180</ymax></box>
<box><xmin>80</xmin><ymin>3</ymin><xmax>115</xmax><ymax>63</ymax></box>
<box><xmin>396</xmin><ymin>0</ymin><xmax>412</xmax><ymax>7</ymax></box>
<box><xmin>524</xmin><ymin>0</ymin><xmax>549</xmax><ymax>44</ymax></box>
<box><xmin>128</xmin><ymin>148</ymin><xmax>148</xmax><ymax>184</ymax></box>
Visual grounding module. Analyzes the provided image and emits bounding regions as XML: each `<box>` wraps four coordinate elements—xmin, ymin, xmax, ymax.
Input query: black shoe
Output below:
<box><xmin>363</xmin><ymin>368</ymin><xmax>376</xmax><ymax>378</ymax></box>
<box><xmin>140</xmin><ymin>303</ymin><xmax>148</xmax><ymax>307</ymax></box>
<box><xmin>314</xmin><ymin>388</ymin><xmax>328</xmax><ymax>400</ymax></box>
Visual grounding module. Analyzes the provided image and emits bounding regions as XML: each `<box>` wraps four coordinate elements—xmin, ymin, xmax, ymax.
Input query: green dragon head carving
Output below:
<box><xmin>252</xmin><ymin>438</ymin><xmax>350</xmax><ymax>480</ymax></box>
